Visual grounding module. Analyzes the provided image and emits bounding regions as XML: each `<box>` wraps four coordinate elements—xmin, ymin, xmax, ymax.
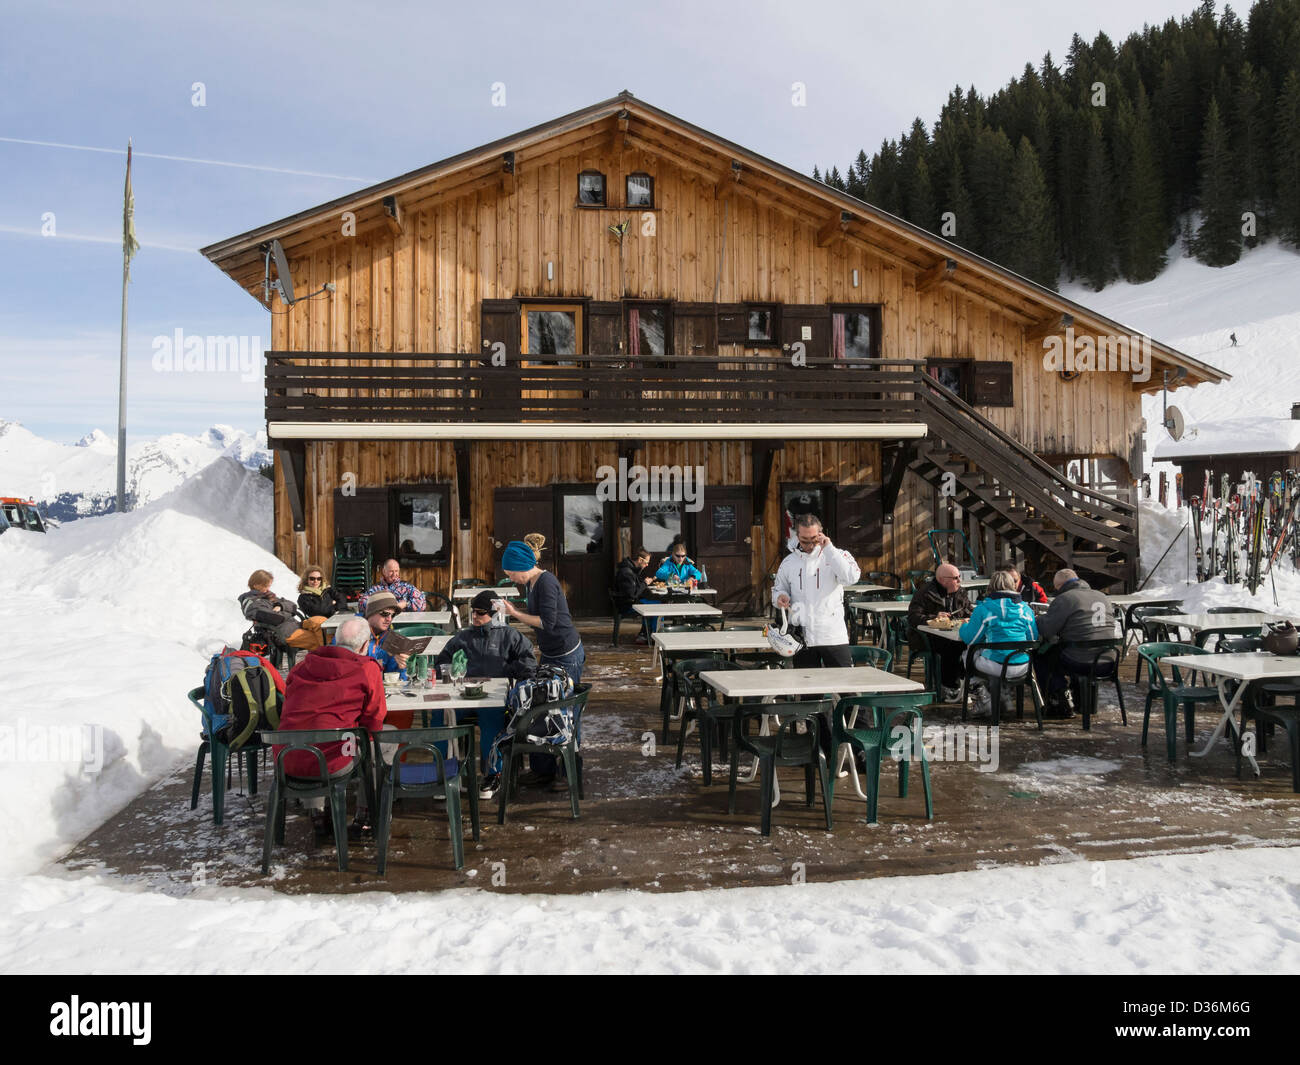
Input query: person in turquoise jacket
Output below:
<box><xmin>654</xmin><ymin>539</ymin><xmax>705</xmax><ymax>584</ymax></box>
<box><xmin>958</xmin><ymin>569</ymin><xmax>1039</xmax><ymax>716</ymax></box>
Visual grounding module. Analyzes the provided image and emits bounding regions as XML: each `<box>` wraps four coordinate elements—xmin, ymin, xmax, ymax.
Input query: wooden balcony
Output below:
<box><xmin>264</xmin><ymin>352</ymin><xmax>928</xmax><ymax>425</ymax></box>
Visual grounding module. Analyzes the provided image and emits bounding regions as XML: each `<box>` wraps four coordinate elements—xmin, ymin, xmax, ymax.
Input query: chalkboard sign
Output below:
<box><xmin>712</xmin><ymin>503</ymin><xmax>737</xmax><ymax>543</ymax></box>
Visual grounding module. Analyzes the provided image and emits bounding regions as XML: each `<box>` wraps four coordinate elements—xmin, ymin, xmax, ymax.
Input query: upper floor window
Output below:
<box><xmin>831</xmin><ymin>305</ymin><xmax>882</xmax><ymax>360</ymax></box>
<box><xmin>578</xmin><ymin>170</ymin><xmax>605</xmax><ymax>206</ymax></box>
<box><xmin>626</xmin><ymin>172</ymin><xmax>654</xmax><ymax>207</ymax></box>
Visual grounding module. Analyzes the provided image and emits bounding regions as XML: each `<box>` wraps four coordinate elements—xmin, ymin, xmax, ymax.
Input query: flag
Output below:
<box><xmin>123</xmin><ymin>140</ymin><xmax>140</xmax><ymax>272</ymax></box>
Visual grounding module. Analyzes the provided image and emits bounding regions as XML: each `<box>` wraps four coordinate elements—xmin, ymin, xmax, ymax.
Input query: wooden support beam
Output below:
<box><xmin>454</xmin><ymin>441</ymin><xmax>472</xmax><ymax>531</ymax></box>
<box><xmin>881</xmin><ymin>440</ymin><xmax>914</xmax><ymax>521</ymax></box>
<box><xmin>381</xmin><ymin>195</ymin><xmax>402</xmax><ymax>236</ymax></box>
<box><xmin>275</xmin><ymin>442</ymin><xmax>307</xmax><ymax>533</ymax></box>
<box><xmin>1024</xmin><ymin>312</ymin><xmax>1074</xmax><ymax>344</ymax></box>
<box><xmin>751</xmin><ymin>441</ymin><xmax>784</xmax><ymax>523</ymax></box>
<box><xmin>916</xmin><ymin>258</ymin><xmax>957</xmax><ymax>295</ymax></box>
<box><xmin>617</xmin><ymin>110</ymin><xmax>629</xmax><ymax>153</ymax></box>
<box><xmin>816</xmin><ymin>210</ymin><xmax>853</xmax><ymax>248</ymax></box>
<box><xmin>500</xmin><ymin>151</ymin><xmax>515</xmax><ymax>195</ymax></box>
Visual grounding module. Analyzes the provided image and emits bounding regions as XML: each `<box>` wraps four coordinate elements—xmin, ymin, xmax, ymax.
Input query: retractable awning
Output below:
<box><xmin>267</xmin><ymin>422</ymin><xmax>929</xmax><ymax>441</ymax></box>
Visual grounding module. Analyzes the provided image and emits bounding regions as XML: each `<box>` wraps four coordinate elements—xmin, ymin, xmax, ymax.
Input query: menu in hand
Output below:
<box><xmin>381</xmin><ymin>631</ymin><xmax>433</xmax><ymax>656</ymax></box>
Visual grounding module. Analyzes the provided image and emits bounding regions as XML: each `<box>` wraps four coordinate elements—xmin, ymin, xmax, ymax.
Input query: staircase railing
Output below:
<box><xmin>915</xmin><ymin>377</ymin><xmax>1136</xmax><ymax>553</ymax></box>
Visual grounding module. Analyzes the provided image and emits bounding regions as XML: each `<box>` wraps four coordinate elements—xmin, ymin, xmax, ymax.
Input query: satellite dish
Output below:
<box><xmin>1164</xmin><ymin>405</ymin><xmax>1185</xmax><ymax>442</ymax></box>
<box><xmin>270</xmin><ymin>239</ymin><xmax>295</xmax><ymax>306</ymax></box>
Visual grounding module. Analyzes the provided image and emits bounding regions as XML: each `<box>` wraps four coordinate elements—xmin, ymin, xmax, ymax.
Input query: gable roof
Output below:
<box><xmin>201</xmin><ymin>91</ymin><xmax>1228</xmax><ymax>393</ymax></box>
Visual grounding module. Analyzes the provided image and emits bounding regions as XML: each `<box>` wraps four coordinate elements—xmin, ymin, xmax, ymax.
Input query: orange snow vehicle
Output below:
<box><xmin>0</xmin><ymin>497</ymin><xmax>47</xmax><ymax>534</ymax></box>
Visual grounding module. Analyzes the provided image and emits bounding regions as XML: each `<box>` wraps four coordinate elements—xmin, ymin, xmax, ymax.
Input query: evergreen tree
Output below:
<box><xmin>1276</xmin><ymin>69</ymin><xmax>1300</xmax><ymax>247</ymax></box>
<box><xmin>811</xmin><ymin>165</ymin><xmax>822</xmax><ymax>183</ymax></box>
<box><xmin>1234</xmin><ymin>61</ymin><xmax>1273</xmax><ymax>241</ymax></box>
<box><xmin>1003</xmin><ymin>137</ymin><xmax>1058</xmax><ymax>287</ymax></box>
<box><xmin>865</xmin><ymin>139</ymin><xmax>902</xmax><ymax>214</ymax></box>
<box><xmin>968</xmin><ymin>126</ymin><xmax>1016</xmax><ymax>262</ymax></box>
<box><xmin>1077</xmin><ymin>111</ymin><xmax>1118</xmax><ymax>288</ymax></box>
<box><xmin>1115</xmin><ymin>87</ymin><xmax>1169</xmax><ymax>281</ymax></box>
<box><xmin>1193</xmin><ymin>96</ymin><xmax>1244</xmax><ymax>265</ymax></box>
<box><xmin>846</xmin><ymin>150</ymin><xmax>870</xmax><ymax>198</ymax></box>
<box><xmin>942</xmin><ymin>159</ymin><xmax>977</xmax><ymax>249</ymax></box>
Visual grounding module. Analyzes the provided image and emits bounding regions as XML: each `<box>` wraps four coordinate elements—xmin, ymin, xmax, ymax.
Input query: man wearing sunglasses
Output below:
<box><xmin>358</xmin><ymin>591</ymin><xmax>409</xmax><ymax>675</ymax></box>
<box><xmin>434</xmin><ymin>590</ymin><xmax>537</xmax><ymax>799</ymax></box>
<box><xmin>773</xmin><ymin>514</ymin><xmax>861</xmax><ymax>670</ymax></box>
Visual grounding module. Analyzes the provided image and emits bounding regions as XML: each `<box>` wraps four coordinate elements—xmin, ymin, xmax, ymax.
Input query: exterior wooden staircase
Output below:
<box><xmin>904</xmin><ymin>381</ymin><xmax>1138</xmax><ymax>590</ymax></box>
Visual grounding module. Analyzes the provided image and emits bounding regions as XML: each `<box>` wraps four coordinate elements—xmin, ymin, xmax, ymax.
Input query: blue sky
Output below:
<box><xmin>1</xmin><ymin>0</ymin><xmax>1199</xmax><ymax>442</ymax></box>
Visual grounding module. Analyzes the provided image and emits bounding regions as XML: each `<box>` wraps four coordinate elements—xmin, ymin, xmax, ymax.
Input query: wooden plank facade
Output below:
<box><xmin>203</xmin><ymin>94</ymin><xmax>1228</xmax><ymax>613</ymax></box>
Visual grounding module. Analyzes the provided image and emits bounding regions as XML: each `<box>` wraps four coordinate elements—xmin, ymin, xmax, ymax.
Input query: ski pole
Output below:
<box><xmin>1138</xmin><ymin>523</ymin><xmax>1188</xmax><ymax>591</ymax></box>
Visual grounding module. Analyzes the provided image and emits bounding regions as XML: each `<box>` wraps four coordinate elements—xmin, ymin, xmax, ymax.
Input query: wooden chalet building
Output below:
<box><xmin>202</xmin><ymin>93</ymin><xmax>1228</xmax><ymax>616</ymax></box>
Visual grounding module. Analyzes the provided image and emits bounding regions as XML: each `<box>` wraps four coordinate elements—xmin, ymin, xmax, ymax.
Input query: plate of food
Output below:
<box><xmin>929</xmin><ymin>617</ymin><xmax>958</xmax><ymax>630</ymax></box>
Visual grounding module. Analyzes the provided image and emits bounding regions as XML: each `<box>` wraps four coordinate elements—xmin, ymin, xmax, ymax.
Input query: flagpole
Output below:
<box><xmin>117</xmin><ymin>139</ymin><xmax>136</xmax><ymax>514</ymax></box>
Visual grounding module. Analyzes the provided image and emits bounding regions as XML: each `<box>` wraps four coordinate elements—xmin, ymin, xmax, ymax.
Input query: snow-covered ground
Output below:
<box><xmin>2</xmin><ymin>241</ymin><xmax>1299</xmax><ymax>974</ymax></box>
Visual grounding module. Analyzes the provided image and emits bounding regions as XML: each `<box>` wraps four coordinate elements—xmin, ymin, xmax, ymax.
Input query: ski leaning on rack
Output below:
<box><xmin>1190</xmin><ymin>496</ymin><xmax>1205</xmax><ymax>581</ymax></box>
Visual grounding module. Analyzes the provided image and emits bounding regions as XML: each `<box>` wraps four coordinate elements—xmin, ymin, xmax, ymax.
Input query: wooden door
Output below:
<box><xmin>491</xmin><ymin>487</ymin><xmax>552</xmax><ymax>577</ymax></box>
<box><xmin>554</xmin><ymin>484</ymin><xmax>614</xmax><ymax>617</ymax></box>
<box><xmin>334</xmin><ymin>486</ymin><xmax>391</xmax><ymax>564</ymax></box>
<box><xmin>690</xmin><ymin>485</ymin><xmax>753</xmax><ymax>608</ymax></box>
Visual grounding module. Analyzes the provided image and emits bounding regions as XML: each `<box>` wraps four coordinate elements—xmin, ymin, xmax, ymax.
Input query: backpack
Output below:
<box><xmin>485</xmin><ymin>666</ymin><xmax>576</xmax><ymax>772</ymax></box>
<box><xmin>202</xmin><ymin>648</ymin><xmax>286</xmax><ymax>752</ymax></box>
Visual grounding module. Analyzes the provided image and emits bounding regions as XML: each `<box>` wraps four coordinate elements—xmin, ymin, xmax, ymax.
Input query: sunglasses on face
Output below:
<box><xmin>472</xmin><ymin>609</ymin><xmax>490</xmax><ymax>617</ymax></box>
<box><xmin>307</xmin><ymin>576</ymin><xmax>322</xmax><ymax>582</ymax></box>
<box><xmin>673</xmin><ymin>554</ymin><xmax>686</xmax><ymax>560</ymax></box>
<box><xmin>377</xmin><ymin>611</ymin><xmax>396</xmax><ymax>619</ymax></box>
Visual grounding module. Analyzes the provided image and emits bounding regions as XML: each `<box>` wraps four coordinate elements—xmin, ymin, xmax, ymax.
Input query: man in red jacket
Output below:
<box><xmin>274</xmin><ymin>616</ymin><xmax>386</xmax><ymax>837</ymax></box>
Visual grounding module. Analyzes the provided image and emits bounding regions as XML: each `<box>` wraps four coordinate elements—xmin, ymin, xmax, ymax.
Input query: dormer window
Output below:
<box><xmin>626</xmin><ymin>172</ymin><xmax>654</xmax><ymax>207</ymax></box>
<box><xmin>578</xmin><ymin>171</ymin><xmax>605</xmax><ymax>206</ymax></box>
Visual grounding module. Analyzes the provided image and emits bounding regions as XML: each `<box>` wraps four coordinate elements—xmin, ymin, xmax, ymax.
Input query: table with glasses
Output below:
<box><xmin>383</xmin><ymin>674</ymin><xmax>510</xmax><ymax>764</ymax></box>
<box><xmin>1161</xmin><ymin>652</ymin><xmax>1300</xmax><ymax>776</ymax></box>
<box><xmin>451</xmin><ymin>585</ymin><xmax>520</xmax><ymax>601</ymax></box>
<box><xmin>700</xmin><ymin>665</ymin><xmax>925</xmax><ymax>802</ymax></box>
<box><xmin>647</xmin><ymin>585</ymin><xmax>718</xmax><ymax>597</ymax></box>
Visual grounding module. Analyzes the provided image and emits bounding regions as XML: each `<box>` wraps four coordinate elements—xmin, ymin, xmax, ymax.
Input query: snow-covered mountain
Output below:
<box><xmin>0</xmin><ymin>420</ymin><xmax>270</xmax><ymax>522</ymax></box>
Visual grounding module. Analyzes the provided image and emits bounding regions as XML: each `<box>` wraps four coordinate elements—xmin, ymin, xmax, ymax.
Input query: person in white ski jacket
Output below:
<box><xmin>773</xmin><ymin>514</ymin><xmax>861</xmax><ymax>665</ymax></box>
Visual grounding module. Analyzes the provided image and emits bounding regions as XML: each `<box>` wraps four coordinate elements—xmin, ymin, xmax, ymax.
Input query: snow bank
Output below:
<box><xmin>2</xmin><ymin>847</ymin><xmax>1297</xmax><ymax>973</ymax></box>
<box><xmin>1153</xmin><ymin>417</ymin><xmax>1300</xmax><ymax>461</ymax></box>
<box><xmin>0</xmin><ymin>460</ymin><xmax>282</xmax><ymax>877</ymax></box>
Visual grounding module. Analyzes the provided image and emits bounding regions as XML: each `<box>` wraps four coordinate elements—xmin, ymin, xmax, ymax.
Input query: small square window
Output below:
<box><xmin>626</xmin><ymin>172</ymin><xmax>654</xmax><ymax>207</ymax></box>
<box><xmin>578</xmin><ymin>171</ymin><xmax>605</xmax><ymax>206</ymax></box>
<box><xmin>748</xmin><ymin>306</ymin><xmax>775</xmax><ymax>342</ymax></box>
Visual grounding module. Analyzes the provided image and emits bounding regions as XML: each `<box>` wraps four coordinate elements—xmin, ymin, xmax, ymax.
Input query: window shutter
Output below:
<box><xmin>588</xmin><ymin>301</ymin><xmax>624</xmax><ymax>356</ymax></box>
<box><xmin>672</xmin><ymin>302</ymin><xmax>716</xmax><ymax>356</ymax></box>
<box><xmin>716</xmin><ymin>303</ymin><xmax>748</xmax><ymax>343</ymax></box>
<box><xmin>480</xmin><ymin>299</ymin><xmax>520</xmax><ymax>364</ymax></box>
<box><xmin>836</xmin><ymin>482</ymin><xmax>882</xmax><ymax>556</ymax></box>
<box><xmin>779</xmin><ymin>304</ymin><xmax>831</xmax><ymax>360</ymax></box>
<box><xmin>971</xmin><ymin>361</ymin><xmax>1014</xmax><ymax>406</ymax></box>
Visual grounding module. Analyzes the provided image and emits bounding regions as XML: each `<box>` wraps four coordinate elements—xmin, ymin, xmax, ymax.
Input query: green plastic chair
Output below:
<box><xmin>658</xmin><ymin>647</ymin><xmax>703</xmax><ymax>743</ymax></box>
<box><xmin>259</xmin><ymin>727</ymin><xmax>376</xmax><ymax>873</ymax></box>
<box><xmin>830</xmin><ymin>691</ymin><xmax>935</xmax><ymax>825</ymax></box>
<box><xmin>673</xmin><ymin>657</ymin><xmax>750</xmax><ymax>784</ymax></box>
<box><xmin>498</xmin><ymin>685</ymin><xmax>590</xmax><ymax>823</ymax></box>
<box><xmin>188</xmin><ymin>686</ymin><xmax>265</xmax><ymax>825</ymax></box>
<box><xmin>392</xmin><ymin>623</ymin><xmax>446</xmax><ymax>637</ymax></box>
<box><xmin>1059</xmin><ymin>636</ymin><xmax>1126</xmax><ymax>730</ymax></box>
<box><xmin>849</xmin><ymin>645</ymin><xmax>894</xmax><ymax>671</ymax></box>
<box><xmin>1129</xmin><ymin>605</ymin><xmax>1184</xmax><ymax>682</ymax></box>
<box><xmin>727</xmin><ymin>700</ymin><xmax>834</xmax><ymax>836</ymax></box>
<box><xmin>959</xmin><ymin>640</ymin><xmax>1043</xmax><ymax>728</ymax></box>
<box><xmin>1136</xmin><ymin>643</ymin><xmax>1219</xmax><ymax>762</ymax></box>
<box><xmin>373</xmin><ymin>725</ymin><xmax>480</xmax><ymax>872</ymax></box>
<box><xmin>907</xmin><ymin>569</ymin><xmax>932</xmax><ymax>593</ymax></box>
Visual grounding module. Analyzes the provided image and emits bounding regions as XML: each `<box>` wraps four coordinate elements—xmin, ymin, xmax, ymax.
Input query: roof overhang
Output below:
<box><xmin>268</xmin><ymin>422</ymin><xmax>928</xmax><ymax>442</ymax></box>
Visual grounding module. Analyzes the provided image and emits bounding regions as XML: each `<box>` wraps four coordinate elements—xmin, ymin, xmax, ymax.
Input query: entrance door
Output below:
<box><xmin>555</xmin><ymin>484</ymin><xmax>614</xmax><ymax>617</ymax></box>
<box><xmin>491</xmin><ymin>487</ymin><xmax>552</xmax><ymax>579</ymax></box>
<box><xmin>690</xmin><ymin>485</ymin><xmax>753</xmax><ymax>608</ymax></box>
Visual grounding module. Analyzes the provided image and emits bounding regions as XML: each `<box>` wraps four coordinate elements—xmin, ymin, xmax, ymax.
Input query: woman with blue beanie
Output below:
<box><xmin>498</xmin><ymin>539</ymin><xmax>586</xmax><ymax>789</ymax></box>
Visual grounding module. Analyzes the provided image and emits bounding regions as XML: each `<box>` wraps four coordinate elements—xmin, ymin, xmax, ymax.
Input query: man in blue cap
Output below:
<box><xmin>497</xmin><ymin>539</ymin><xmax>585</xmax><ymax>790</ymax></box>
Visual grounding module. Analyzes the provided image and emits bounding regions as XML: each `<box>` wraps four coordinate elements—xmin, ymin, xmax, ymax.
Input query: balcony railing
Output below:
<box><xmin>264</xmin><ymin>352</ymin><xmax>928</xmax><ymax>424</ymax></box>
